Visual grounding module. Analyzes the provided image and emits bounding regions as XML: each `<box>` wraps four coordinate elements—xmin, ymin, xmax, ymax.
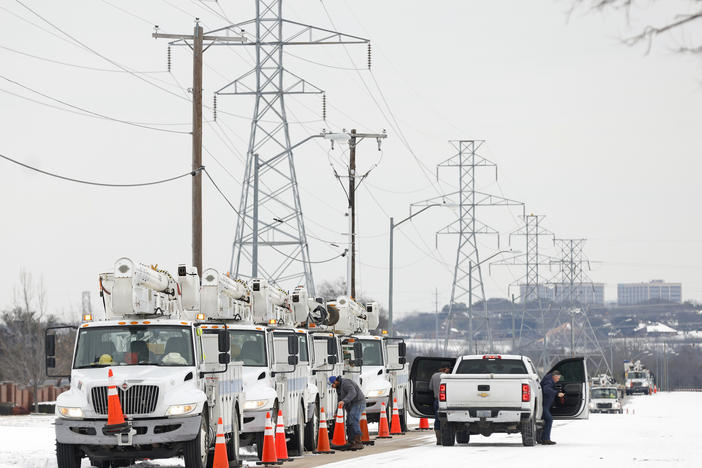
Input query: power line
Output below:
<box><xmin>1</xmin><ymin>152</ymin><xmax>198</xmax><ymax>187</ymax></box>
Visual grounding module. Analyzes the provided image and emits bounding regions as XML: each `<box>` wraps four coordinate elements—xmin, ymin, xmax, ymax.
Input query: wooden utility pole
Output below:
<box><xmin>153</xmin><ymin>22</ymin><xmax>244</xmax><ymax>276</ymax></box>
<box><xmin>348</xmin><ymin>129</ymin><xmax>357</xmax><ymax>298</ymax></box>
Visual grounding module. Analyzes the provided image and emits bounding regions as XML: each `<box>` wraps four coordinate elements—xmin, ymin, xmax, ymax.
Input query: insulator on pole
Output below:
<box><xmin>213</xmin><ymin>94</ymin><xmax>218</xmax><ymax>121</ymax></box>
<box><xmin>167</xmin><ymin>46</ymin><xmax>172</xmax><ymax>72</ymax></box>
<box><xmin>322</xmin><ymin>93</ymin><xmax>327</xmax><ymax>121</ymax></box>
<box><xmin>367</xmin><ymin>43</ymin><xmax>372</xmax><ymax>70</ymax></box>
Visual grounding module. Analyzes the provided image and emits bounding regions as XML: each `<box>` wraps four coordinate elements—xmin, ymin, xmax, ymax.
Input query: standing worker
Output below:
<box><xmin>540</xmin><ymin>370</ymin><xmax>565</xmax><ymax>445</ymax></box>
<box><xmin>329</xmin><ymin>375</ymin><xmax>365</xmax><ymax>450</ymax></box>
<box><xmin>430</xmin><ymin>367</ymin><xmax>451</xmax><ymax>444</ymax></box>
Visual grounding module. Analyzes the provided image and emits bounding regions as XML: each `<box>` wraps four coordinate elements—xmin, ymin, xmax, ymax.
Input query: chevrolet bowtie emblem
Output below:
<box><xmin>478</xmin><ymin>392</ymin><xmax>489</xmax><ymax>397</ymax></box>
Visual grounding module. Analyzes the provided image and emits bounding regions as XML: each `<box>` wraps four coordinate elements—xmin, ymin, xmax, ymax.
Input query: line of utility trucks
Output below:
<box><xmin>45</xmin><ymin>257</ymin><xmax>408</xmax><ymax>468</ymax></box>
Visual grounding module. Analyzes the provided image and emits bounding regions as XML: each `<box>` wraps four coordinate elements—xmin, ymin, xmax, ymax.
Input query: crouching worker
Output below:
<box><xmin>329</xmin><ymin>375</ymin><xmax>365</xmax><ymax>450</ymax></box>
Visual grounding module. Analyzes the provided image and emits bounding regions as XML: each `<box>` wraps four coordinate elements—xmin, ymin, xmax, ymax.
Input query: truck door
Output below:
<box><xmin>547</xmin><ymin>357</ymin><xmax>589</xmax><ymax>420</ymax></box>
<box><xmin>408</xmin><ymin>356</ymin><xmax>456</xmax><ymax>418</ymax></box>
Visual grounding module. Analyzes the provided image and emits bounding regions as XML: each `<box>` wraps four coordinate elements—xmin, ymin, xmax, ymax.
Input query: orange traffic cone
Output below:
<box><xmin>390</xmin><ymin>398</ymin><xmax>403</xmax><ymax>435</ymax></box>
<box><xmin>331</xmin><ymin>403</ymin><xmax>347</xmax><ymax>447</ymax></box>
<box><xmin>654</xmin><ymin>385</ymin><xmax>658</xmax><ymax>394</ymax></box>
<box><xmin>212</xmin><ymin>417</ymin><xmax>229</xmax><ymax>468</ymax></box>
<box><xmin>360</xmin><ymin>411</ymin><xmax>373</xmax><ymax>445</ymax></box>
<box><xmin>256</xmin><ymin>411</ymin><xmax>280</xmax><ymax>466</ymax></box>
<box><xmin>275</xmin><ymin>410</ymin><xmax>291</xmax><ymax>461</ymax></box>
<box><xmin>377</xmin><ymin>402</ymin><xmax>392</xmax><ymax>439</ymax></box>
<box><xmin>418</xmin><ymin>417</ymin><xmax>431</xmax><ymax>430</ymax></box>
<box><xmin>313</xmin><ymin>407</ymin><xmax>335</xmax><ymax>454</ymax></box>
<box><xmin>103</xmin><ymin>368</ymin><xmax>130</xmax><ymax>435</ymax></box>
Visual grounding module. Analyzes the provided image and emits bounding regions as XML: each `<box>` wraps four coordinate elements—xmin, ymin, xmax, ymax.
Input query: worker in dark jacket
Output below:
<box><xmin>429</xmin><ymin>367</ymin><xmax>451</xmax><ymax>444</ymax></box>
<box><xmin>330</xmin><ymin>375</ymin><xmax>366</xmax><ymax>449</ymax></box>
<box><xmin>540</xmin><ymin>370</ymin><xmax>565</xmax><ymax>445</ymax></box>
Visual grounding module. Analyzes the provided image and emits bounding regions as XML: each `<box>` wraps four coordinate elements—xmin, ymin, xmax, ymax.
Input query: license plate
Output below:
<box><xmin>477</xmin><ymin>410</ymin><xmax>491</xmax><ymax>418</ymax></box>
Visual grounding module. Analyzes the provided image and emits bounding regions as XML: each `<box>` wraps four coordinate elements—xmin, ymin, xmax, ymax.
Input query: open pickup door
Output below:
<box><xmin>408</xmin><ymin>356</ymin><xmax>456</xmax><ymax>418</ymax></box>
<box><xmin>548</xmin><ymin>357</ymin><xmax>589</xmax><ymax>420</ymax></box>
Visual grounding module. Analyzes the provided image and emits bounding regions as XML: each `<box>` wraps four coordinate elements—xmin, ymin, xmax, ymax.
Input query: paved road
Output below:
<box><xmin>240</xmin><ymin>429</ymin><xmax>435</xmax><ymax>467</ymax></box>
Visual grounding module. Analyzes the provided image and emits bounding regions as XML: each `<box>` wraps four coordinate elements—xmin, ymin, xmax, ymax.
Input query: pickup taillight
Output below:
<box><xmin>439</xmin><ymin>383</ymin><xmax>446</xmax><ymax>402</ymax></box>
<box><xmin>522</xmin><ymin>383</ymin><xmax>531</xmax><ymax>402</ymax></box>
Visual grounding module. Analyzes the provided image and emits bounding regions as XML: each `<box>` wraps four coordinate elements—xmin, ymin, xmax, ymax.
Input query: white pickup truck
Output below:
<box><xmin>408</xmin><ymin>354</ymin><xmax>589</xmax><ymax>446</ymax></box>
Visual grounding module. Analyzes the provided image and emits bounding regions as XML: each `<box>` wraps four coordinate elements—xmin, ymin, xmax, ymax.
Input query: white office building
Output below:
<box><xmin>617</xmin><ymin>280</ymin><xmax>682</xmax><ymax>305</ymax></box>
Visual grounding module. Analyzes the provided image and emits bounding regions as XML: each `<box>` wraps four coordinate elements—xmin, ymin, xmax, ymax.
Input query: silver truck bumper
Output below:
<box><xmin>445</xmin><ymin>409</ymin><xmax>527</xmax><ymax>423</ymax></box>
<box><xmin>242</xmin><ymin>408</ymin><xmax>270</xmax><ymax>433</ymax></box>
<box><xmin>55</xmin><ymin>415</ymin><xmax>201</xmax><ymax>445</ymax></box>
<box><xmin>363</xmin><ymin>396</ymin><xmax>389</xmax><ymax>414</ymax></box>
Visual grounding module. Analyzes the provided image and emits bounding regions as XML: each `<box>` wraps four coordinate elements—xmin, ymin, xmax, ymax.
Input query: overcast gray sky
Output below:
<box><xmin>1</xmin><ymin>0</ymin><xmax>701</xmax><ymax>320</ymax></box>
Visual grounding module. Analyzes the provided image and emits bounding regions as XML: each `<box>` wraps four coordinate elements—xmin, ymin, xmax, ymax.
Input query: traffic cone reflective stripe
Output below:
<box><xmin>331</xmin><ymin>403</ymin><xmax>347</xmax><ymax>446</ymax></box>
<box><xmin>314</xmin><ymin>407</ymin><xmax>334</xmax><ymax>454</ymax></box>
<box><xmin>390</xmin><ymin>398</ymin><xmax>403</xmax><ymax>435</ymax></box>
<box><xmin>257</xmin><ymin>411</ymin><xmax>279</xmax><ymax>465</ymax></box>
<box><xmin>212</xmin><ymin>417</ymin><xmax>229</xmax><ymax>468</ymax></box>
<box><xmin>377</xmin><ymin>401</ymin><xmax>391</xmax><ymax>438</ymax></box>
<box><xmin>418</xmin><ymin>417</ymin><xmax>431</xmax><ymax>430</ymax></box>
<box><xmin>360</xmin><ymin>411</ymin><xmax>371</xmax><ymax>442</ymax></box>
<box><xmin>104</xmin><ymin>368</ymin><xmax>129</xmax><ymax>435</ymax></box>
<box><xmin>275</xmin><ymin>410</ymin><xmax>291</xmax><ymax>461</ymax></box>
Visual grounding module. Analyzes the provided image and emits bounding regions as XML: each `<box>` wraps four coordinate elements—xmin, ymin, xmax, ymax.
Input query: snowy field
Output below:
<box><xmin>0</xmin><ymin>392</ymin><xmax>698</xmax><ymax>468</ymax></box>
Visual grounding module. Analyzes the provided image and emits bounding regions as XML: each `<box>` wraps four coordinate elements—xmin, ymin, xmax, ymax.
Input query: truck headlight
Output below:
<box><xmin>612</xmin><ymin>402</ymin><xmax>621</xmax><ymax>409</ymax></box>
<box><xmin>244</xmin><ymin>399</ymin><xmax>273</xmax><ymax>410</ymax></box>
<box><xmin>166</xmin><ymin>404</ymin><xmax>197</xmax><ymax>416</ymax></box>
<box><xmin>367</xmin><ymin>389</ymin><xmax>389</xmax><ymax>398</ymax></box>
<box><xmin>57</xmin><ymin>406</ymin><xmax>84</xmax><ymax>419</ymax></box>
<box><xmin>588</xmin><ymin>402</ymin><xmax>596</xmax><ymax>410</ymax></box>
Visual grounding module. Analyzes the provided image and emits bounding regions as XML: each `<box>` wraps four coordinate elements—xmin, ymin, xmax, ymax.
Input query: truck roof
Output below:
<box><xmin>79</xmin><ymin>318</ymin><xmax>194</xmax><ymax>328</ymax></box>
<box><xmin>457</xmin><ymin>354</ymin><xmax>527</xmax><ymax>360</ymax></box>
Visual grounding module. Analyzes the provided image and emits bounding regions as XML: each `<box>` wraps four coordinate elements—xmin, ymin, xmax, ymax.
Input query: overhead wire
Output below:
<box><xmin>1</xmin><ymin>152</ymin><xmax>198</xmax><ymax>187</ymax></box>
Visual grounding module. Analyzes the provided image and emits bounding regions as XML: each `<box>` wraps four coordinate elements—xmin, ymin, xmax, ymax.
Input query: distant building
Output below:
<box><xmin>617</xmin><ymin>280</ymin><xmax>682</xmax><ymax>305</ymax></box>
<box><xmin>519</xmin><ymin>283</ymin><xmax>605</xmax><ymax>306</ymax></box>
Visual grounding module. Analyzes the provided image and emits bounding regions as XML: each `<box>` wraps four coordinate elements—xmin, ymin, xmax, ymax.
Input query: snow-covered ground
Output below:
<box><xmin>1</xmin><ymin>392</ymin><xmax>698</xmax><ymax>467</ymax></box>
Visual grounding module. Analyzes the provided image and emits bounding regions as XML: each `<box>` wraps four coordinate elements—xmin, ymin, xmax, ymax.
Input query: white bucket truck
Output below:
<box><xmin>326</xmin><ymin>296</ymin><xmax>409</xmax><ymax>429</ymax></box>
<box><xmin>198</xmin><ymin>272</ymin><xmax>322</xmax><ymax>459</ymax></box>
<box><xmin>45</xmin><ymin>258</ymin><xmax>244</xmax><ymax>468</ymax></box>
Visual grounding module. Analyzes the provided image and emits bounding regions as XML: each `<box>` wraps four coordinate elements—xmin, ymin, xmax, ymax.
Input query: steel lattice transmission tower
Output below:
<box><xmin>413</xmin><ymin>140</ymin><xmax>522</xmax><ymax>353</ymax></box>
<box><xmin>213</xmin><ymin>1</ymin><xmax>368</xmax><ymax>293</ymax></box>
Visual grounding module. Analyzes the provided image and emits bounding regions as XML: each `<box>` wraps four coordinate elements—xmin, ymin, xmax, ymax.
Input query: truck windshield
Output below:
<box><xmin>592</xmin><ymin>388</ymin><xmax>618</xmax><ymax>399</ymax></box>
<box><xmin>455</xmin><ymin>358</ymin><xmax>527</xmax><ymax>374</ymax></box>
<box><xmin>629</xmin><ymin>372</ymin><xmax>646</xmax><ymax>379</ymax></box>
<box><xmin>361</xmin><ymin>340</ymin><xmax>383</xmax><ymax>366</ymax></box>
<box><xmin>230</xmin><ymin>329</ymin><xmax>267</xmax><ymax>366</ymax></box>
<box><xmin>74</xmin><ymin>326</ymin><xmax>194</xmax><ymax>368</ymax></box>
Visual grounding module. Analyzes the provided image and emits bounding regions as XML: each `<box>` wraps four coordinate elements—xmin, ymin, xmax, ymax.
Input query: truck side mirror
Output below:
<box><xmin>398</xmin><ymin>342</ymin><xmax>407</xmax><ymax>357</ymax></box>
<box><xmin>218</xmin><ymin>329</ymin><xmax>230</xmax><ymax>353</ymax></box>
<box><xmin>46</xmin><ymin>357</ymin><xmax>56</xmax><ymax>369</ymax></box>
<box><xmin>327</xmin><ymin>338</ymin><xmax>337</xmax><ymax>356</ymax></box>
<box><xmin>218</xmin><ymin>352</ymin><xmax>230</xmax><ymax>365</ymax></box>
<box><xmin>46</xmin><ymin>334</ymin><xmax>56</xmax><ymax>357</ymax></box>
<box><xmin>353</xmin><ymin>341</ymin><xmax>363</xmax><ymax>367</ymax></box>
<box><xmin>288</xmin><ymin>355</ymin><xmax>299</xmax><ymax>366</ymax></box>
<box><xmin>288</xmin><ymin>335</ymin><xmax>299</xmax><ymax>356</ymax></box>
<box><xmin>399</xmin><ymin>357</ymin><xmax>407</xmax><ymax>365</ymax></box>
<box><xmin>328</xmin><ymin>355</ymin><xmax>338</xmax><ymax>365</ymax></box>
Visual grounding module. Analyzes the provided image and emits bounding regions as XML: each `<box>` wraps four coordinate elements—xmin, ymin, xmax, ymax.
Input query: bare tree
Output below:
<box><xmin>574</xmin><ymin>0</ymin><xmax>702</xmax><ymax>54</ymax></box>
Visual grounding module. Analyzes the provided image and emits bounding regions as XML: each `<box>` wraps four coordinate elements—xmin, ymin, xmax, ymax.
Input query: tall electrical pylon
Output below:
<box><xmin>213</xmin><ymin>1</ymin><xmax>368</xmax><ymax>293</ymax></box>
<box><xmin>492</xmin><ymin>214</ymin><xmax>555</xmax><ymax>366</ymax></box>
<box><xmin>413</xmin><ymin>140</ymin><xmax>522</xmax><ymax>353</ymax></box>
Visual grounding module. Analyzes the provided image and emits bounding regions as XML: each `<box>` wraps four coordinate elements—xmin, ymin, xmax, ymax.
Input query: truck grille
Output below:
<box><xmin>91</xmin><ymin>385</ymin><xmax>159</xmax><ymax>415</ymax></box>
<box><xmin>597</xmin><ymin>403</ymin><xmax>612</xmax><ymax>409</ymax></box>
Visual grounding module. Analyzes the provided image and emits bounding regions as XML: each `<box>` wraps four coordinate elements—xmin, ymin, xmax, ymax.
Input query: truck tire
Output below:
<box><xmin>184</xmin><ymin>413</ymin><xmax>210</xmax><ymax>468</ymax></box>
<box><xmin>228</xmin><ymin>410</ymin><xmax>241</xmax><ymax>466</ymax></box>
<box><xmin>288</xmin><ymin>404</ymin><xmax>306</xmax><ymax>457</ymax></box>
<box><xmin>440</xmin><ymin>422</ymin><xmax>455</xmax><ymax>446</ymax></box>
<box><xmin>521</xmin><ymin>417</ymin><xmax>536</xmax><ymax>447</ymax></box>
<box><xmin>56</xmin><ymin>442</ymin><xmax>81</xmax><ymax>468</ymax></box>
<box><xmin>304</xmin><ymin>403</ymin><xmax>319</xmax><ymax>452</ymax></box>
<box><xmin>456</xmin><ymin>429</ymin><xmax>470</xmax><ymax>445</ymax></box>
<box><xmin>255</xmin><ymin>432</ymin><xmax>265</xmax><ymax>461</ymax></box>
<box><xmin>88</xmin><ymin>459</ymin><xmax>110</xmax><ymax>468</ymax></box>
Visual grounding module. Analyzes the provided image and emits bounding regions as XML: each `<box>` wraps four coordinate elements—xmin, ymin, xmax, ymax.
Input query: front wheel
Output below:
<box><xmin>304</xmin><ymin>403</ymin><xmax>319</xmax><ymax>452</ymax></box>
<box><xmin>521</xmin><ymin>417</ymin><xmax>537</xmax><ymax>447</ymax></box>
<box><xmin>183</xmin><ymin>413</ymin><xmax>209</xmax><ymax>468</ymax></box>
<box><xmin>228</xmin><ymin>411</ymin><xmax>242</xmax><ymax>466</ymax></box>
<box><xmin>288</xmin><ymin>405</ymin><xmax>306</xmax><ymax>457</ymax></box>
<box><xmin>440</xmin><ymin>422</ymin><xmax>455</xmax><ymax>446</ymax></box>
<box><xmin>56</xmin><ymin>442</ymin><xmax>81</xmax><ymax>468</ymax></box>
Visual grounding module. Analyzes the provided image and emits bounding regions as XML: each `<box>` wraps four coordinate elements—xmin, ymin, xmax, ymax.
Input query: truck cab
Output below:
<box><xmin>408</xmin><ymin>354</ymin><xmax>589</xmax><ymax>446</ymax></box>
<box><xmin>589</xmin><ymin>386</ymin><xmax>623</xmax><ymax>413</ymax></box>
<box><xmin>47</xmin><ymin>258</ymin><xmax>243</xmax><ymax>468</ymax></box>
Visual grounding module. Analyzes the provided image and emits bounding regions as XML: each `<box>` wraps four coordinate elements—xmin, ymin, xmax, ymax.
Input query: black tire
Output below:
<box><xmin>456</xmin><ymin>429</ymin><xmax>470</xmax><ymax>445</ymax></box>
<box><xmin>254</xmin><ymin>432</ymin><xmax>265</xmax><ymax>461</ymax></box>
<box><xmin>521</xmin><ymin>417</ymin><xmax>537</xmax><ymax>447</ymax></box>
<box><xmin>288</xmin><ymin>405</ymin><xmax>306</xmax><ymax>457</ymax></box>
<box><xmin>184</xmin><ymin>413</ymin><xmax>209</xmax><ymax>468</ymax></box>
<box><xmin>304</xmin><ymin>403</ymin><xmax>319</xmax><ymax>452</ymax></box>
<box><xmin>228</xmin><ymin>410</ymin><xmax>242</xmax><ymax>466</ymax></box>
<box><xmin>56</xmin><ymin>442</ymin><xmax>81</xmax><ymax>468</ymax></box>
<box><xmin>440</xmin><ymin>422</ymin><xmax>455</xmax><ymax>446</ymax></box>
<box><xmin>399</xmin><ymin>394</ymin><xmax>409</xmax><ymax>432</ymax></box>
<box><xmin>88</xmin><ymin>459</ymin><xmax>110</xmax><ymax>468</ymax></box>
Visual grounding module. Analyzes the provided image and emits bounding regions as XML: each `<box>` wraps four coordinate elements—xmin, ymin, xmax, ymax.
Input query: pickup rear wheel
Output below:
<box><xmin>56</xmin><ymin>442</ymin><xmax>81</xmax><ymax>468</ymax></box>
<box><xmin>456</xmin><ymin>430</ymin><xmax>470</xmax><ymax>445</ymax></box>
<box><xmin>521</xmin><ymin>417</ymin><xmax>537</xmax><ymax>447</ymax></box>
<box><xmin>440</xmin><ymin>422</ymin><xmax>455</xmax><ymax>446</ymax></box>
